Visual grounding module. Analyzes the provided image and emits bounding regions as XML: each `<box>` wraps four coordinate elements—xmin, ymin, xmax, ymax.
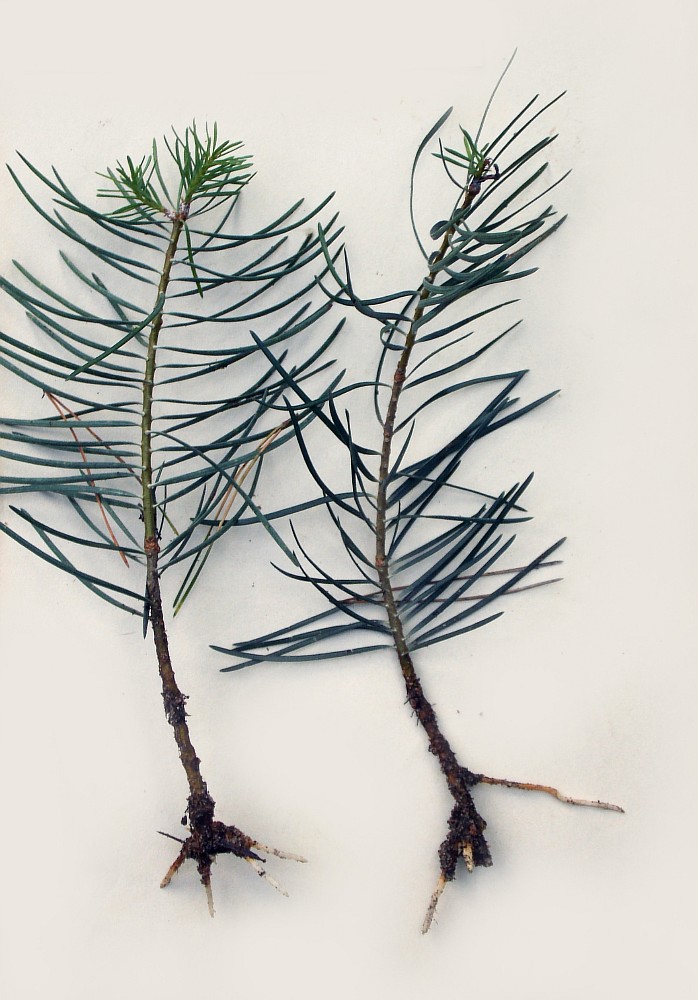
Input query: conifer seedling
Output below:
<box><xmin>0</xmin><ymin>122</ymin><xmax>347</xmax><ymax>913</ymax></box>
<box><xmin>215</xmin><ymin>74</ymin><xmax>623</xmax><ymax>930</ymax></box>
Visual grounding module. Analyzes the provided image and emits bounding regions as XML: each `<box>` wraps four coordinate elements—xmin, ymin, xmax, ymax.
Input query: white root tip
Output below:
<box><xmin>204</xmin><ymin>878</ymin><xmax>215</xmax><ymax>918</ymax></box>
<box><xmin>245</xmin><ymin>857</ymin><xmax>289</xmax><ymax>897</ymax></box>
<box><xmin>422</xmin><ymin>873</ymin><xmax>447</xmax><ymax>935</ymax></box>
<box><xmin>462</xmin><ymin>841</ymin><xmax>475</xmax><ymax>872</ymax></box>
<box><xmin>252</xmin><ymin>841</ymin><xmax>308</xmax><ymax>863</ymax></box>
<box><xmin>556</xmin><ymin>792</ymin><xmax>625</xmax><ymax>812</ymax></box>
<box><xmin>160</xmin><ymin>857</ymin><xmax>182</xmax><ymax>889</ymax></box>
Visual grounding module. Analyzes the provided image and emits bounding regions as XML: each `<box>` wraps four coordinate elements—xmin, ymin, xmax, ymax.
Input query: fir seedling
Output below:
<box><xmin>216</xmin><ymin>84</ymin><xmax>623</xmax><ymax>930</ymax></box>
<box><xmin>0</xmin><ymin>123</ymin><xmax>347</xmax><ymax>913</ymax></box>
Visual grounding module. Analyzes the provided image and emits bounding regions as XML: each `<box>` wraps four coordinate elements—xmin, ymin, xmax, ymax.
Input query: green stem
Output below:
<box><xmin>141</xmin><ymin>218</ymin><xmax>183</xmax><ymax>541</ymax></box>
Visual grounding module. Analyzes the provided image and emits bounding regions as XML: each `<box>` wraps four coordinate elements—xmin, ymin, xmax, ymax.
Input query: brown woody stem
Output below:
<box><xmin>141</xmin><ymin>217</ymin><xmax>214</xmax><ymax>825</ymax></box>
<box><xmin>141</xmin><ymin>215</ymin><xmax>304</xmax><ymax>912</ymax></box>
<box><xmin>374</xmin><ymin>177</ymin><xmax>494</xmax><ymax>911</ymax></box>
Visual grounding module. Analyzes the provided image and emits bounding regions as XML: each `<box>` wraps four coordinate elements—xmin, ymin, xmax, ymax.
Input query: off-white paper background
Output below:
<box><xmin>1</xmin><ymin>2</ymin><xmax>696</xmax><ymax>998</ymax></box>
